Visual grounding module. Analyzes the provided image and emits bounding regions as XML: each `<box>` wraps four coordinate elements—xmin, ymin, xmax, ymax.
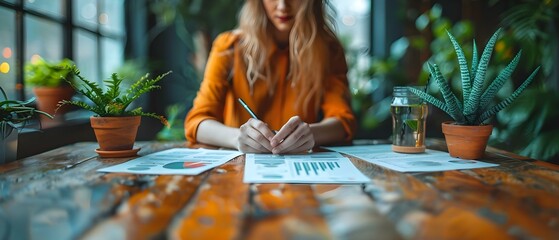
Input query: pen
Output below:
<box><xmin>238</xmin><ymin>98</ymin><xmax>278</xmax><ymax>135</ymax></box>
<box><xmin>237</xmin><ymin>98</ymin><xmax>260</xmax><ymax>120</ymax></box>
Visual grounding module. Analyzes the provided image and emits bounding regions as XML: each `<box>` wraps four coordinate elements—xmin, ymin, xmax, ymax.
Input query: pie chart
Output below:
<box><xmin>163</xmin><ymin>161</ymin><xmax>208</xmax><ymax>169</ymax></box>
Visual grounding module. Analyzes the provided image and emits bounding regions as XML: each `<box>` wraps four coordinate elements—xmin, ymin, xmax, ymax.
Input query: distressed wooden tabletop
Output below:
<box><xmin>1</xmin><ymin>139</ymin><xmax>558</xmax><ymax>240</ymax></box>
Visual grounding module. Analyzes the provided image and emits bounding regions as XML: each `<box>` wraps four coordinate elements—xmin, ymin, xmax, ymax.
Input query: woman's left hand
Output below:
<box><xmin>270</xmin><ymin>116</ymin><xmax>315</xmax><ymax>154</ymax></box>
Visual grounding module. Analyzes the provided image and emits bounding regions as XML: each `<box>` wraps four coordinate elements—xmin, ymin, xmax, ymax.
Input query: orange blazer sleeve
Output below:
<box><xmin>320</xmin><ymin>42</ymin><xmax>357</xmax><ymax>141</ymax></box>
<box><xmin>184</xmin><ymin>32</ymin><xmax>237</xmax><ymax>144</ymax></box>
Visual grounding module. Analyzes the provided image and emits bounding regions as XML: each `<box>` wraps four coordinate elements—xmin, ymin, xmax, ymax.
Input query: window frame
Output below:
<box><xmin>0</xmin><ymin>0</ymin><xmax>125</xmax><ymax>100</ymax></box>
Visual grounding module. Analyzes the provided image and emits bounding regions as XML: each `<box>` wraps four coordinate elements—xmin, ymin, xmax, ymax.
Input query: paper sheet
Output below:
<box><xmin>97</xmin><ymin>148</ymin><xmax>243</xmax><ymax>175</ymax></box>
<box><xmin>324</xmin><ymin>144</ymin><xmax>498</xmax><ymax>172</ymax></box>
<box><xmin>243</xmin><ymin>152</ymin><xmax>370</xmax><ymax>184</ymax></box>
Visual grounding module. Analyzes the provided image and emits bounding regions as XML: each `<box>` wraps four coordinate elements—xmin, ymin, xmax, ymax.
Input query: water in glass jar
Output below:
<box><xmin>391</xmin><ymin>104</ymin><xmax>428</xmax><ymax>153</ymax></box>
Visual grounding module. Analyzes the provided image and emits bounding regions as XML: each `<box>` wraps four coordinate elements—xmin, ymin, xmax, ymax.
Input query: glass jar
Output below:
<box><xmin>390</xmin><ymin>86</ymin><xmax>428</xmax><ymax>153</ymax></box>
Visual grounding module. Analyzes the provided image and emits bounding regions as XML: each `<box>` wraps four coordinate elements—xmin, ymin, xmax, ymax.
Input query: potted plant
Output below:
<box><xmin>1</xmin><ymin>86</ymin><xmax>53</xmax><ymax>164</ymax></box>
<box><xmin>24</xmin><ymin>57</ymin><xmax>75</xmax><ymax>122</ymax></box>
<box><xmin>409</xmin><ymin>28</ymin><xmax>540</xmax><ymax>159</ymax></box>
<box><xmin>57</xmin><ymin>66</ymin><xmax>171</xmax><ymax>157</ymax></box>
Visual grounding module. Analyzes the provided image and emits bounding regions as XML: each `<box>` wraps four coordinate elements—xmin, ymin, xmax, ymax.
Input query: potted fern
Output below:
<box><xmin>409</xmin><ymin>28</ymin><xmax>540</xmax><ymax>159</ymax></box>
<box><xmin>1</xmin><ymin>86</ymin><xmax>53</xmax><ymax>164</ymax></box>
<box><xmin>57</xmin><ymin>66</ymin><xmax>171</xmax><ymax>157</ymax></box>
<box><xmin>24</xmin><ymin>57</ymin><xmax>75</xmax><ymax>122</ymax></box>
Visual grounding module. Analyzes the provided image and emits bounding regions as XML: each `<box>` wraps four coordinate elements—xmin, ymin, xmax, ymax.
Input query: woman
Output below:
<box><xmin>185</xmin><ymin>0</ymin><xmax>355</xmax><ymax>154</ymax></box>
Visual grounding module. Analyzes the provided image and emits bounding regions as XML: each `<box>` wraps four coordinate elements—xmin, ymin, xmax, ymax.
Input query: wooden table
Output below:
<box><xmin>1</xmin><ymin>139</ymin><xmax>558</xmax><ymax>239</ymax></box>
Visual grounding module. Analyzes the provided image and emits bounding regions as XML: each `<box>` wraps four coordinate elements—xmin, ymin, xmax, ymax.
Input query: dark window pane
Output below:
<box><xmin>24</xmin><ymin>0</ymin><xmax>64</xmax><ymax>18</ymax></box>
<box><xmin>74</xmin><ymin>29</ymin><xmax>99</xmax><ymax>85</ymax></box>
<box><xmin>25</xmin><ymin>15</ymin><xmax>63</xmax><ymax>98</ymax></box>
<box><xmin>74</xmin><ymin>0</ymin><xmax>98</xmax><ymax>30</ymax></box>
<box><xmin>100</xmin><ymin>0</ymin><xmax>124</xmax><ymax>34</ymax></box>
<box><xmin>0</xmin><ymin>7</ymin><xmax>15</xmax><ymax>100</ymax></box>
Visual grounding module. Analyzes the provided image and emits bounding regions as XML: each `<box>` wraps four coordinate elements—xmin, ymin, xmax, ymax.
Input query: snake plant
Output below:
<box><xmin>57</xmin><ymin>66</ymin><xmax>171</xmax><ymax>125</ymax></box>
<box><xmin>409</xmin><ymin>28</ymin><xmax>540</xmax><ymax>126</ymax></box>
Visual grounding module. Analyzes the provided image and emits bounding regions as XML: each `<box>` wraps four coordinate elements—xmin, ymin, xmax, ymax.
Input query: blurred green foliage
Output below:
<box><xmin>156</xmin><ymin>104</ymin><xmax>186</xmax><ymax>141</ymax></box>
<box><xmin>148</xmin><ymin>0</ymin><xmax>243</xmax><ymax>53</ymax></box>
<box><xmin>24</xmin><ymin>57</ymin><xmax>74</xmax><ymax>87</ymax></box>
<box><xmin>494</xmin><ymin>88</ymin><xmax>559</xmax><ymax>160</ymax></box>
<box><xmin>499</xmin><ymin>0</ymin><xmax>558</xmax><ymax>76</ymax></box>
<box><xmin>490</xmin><ymin>0</ymin><xmax>559</xmax><ymax>161</ymax></box>
<box><xmin>343</xmin><ymin>36</ymin><xmax>409</xmax><ymax>136</ymax></box>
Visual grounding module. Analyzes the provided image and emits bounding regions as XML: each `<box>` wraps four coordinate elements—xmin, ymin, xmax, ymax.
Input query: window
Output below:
<box><xmin>0</xmin><ymin>6</ymin><xmax>16</xmax><ymax>99</ymax></box>
<box><xmin>331</xmin><ymin>0</ymin><xmax>371</xmax><ymax>52</ymax></box>
<box><xmin>0</xmin><ymin>0</ymin><xmax>125</xmax><ymax>100</ymax></box>
<box><xmin>330</xmin><ymin>0</ymin><xmax>372</xmax><ymax>100</ymax></box>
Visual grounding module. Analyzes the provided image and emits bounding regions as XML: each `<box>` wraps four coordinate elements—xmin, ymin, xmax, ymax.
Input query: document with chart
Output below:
<box><xmin>324</xmin><ymin>144</ymin><xmax>498</xmax><ymax>172</ymax></box>
<box><xmin>97</xmin><ymin>148</ymin><xmax>243</xmax><ymax>175</ymax></box>
<box><xmin>243</xmin><ymin>152</ymin><xmax>370</xmax><ymax>184</ymax></box>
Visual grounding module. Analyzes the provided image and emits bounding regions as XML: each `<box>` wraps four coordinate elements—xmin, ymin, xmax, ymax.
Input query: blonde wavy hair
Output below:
<box><xmin>237</xmin><ymin>0</ymin><xmax>339</xmax><ymax>115</ymax></box>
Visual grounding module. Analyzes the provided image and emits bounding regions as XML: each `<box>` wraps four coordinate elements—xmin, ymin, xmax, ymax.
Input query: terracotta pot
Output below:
<box><xmin>33</xmin><ymin>86</ymin><xmax>75</xmax><ymax>121</ymax></box>
<box><xmin>90</xmin><ymin>116</ymin><xmax>141</xmax><ymax>151</ymax></box>
<box><xmin>441</xmin><ymin>121</ymin><xmax>493</xmax><ymax>160</ymax></box>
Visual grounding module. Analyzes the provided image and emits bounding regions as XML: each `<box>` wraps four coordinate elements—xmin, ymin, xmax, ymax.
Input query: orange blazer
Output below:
<box><xmin>185</xmin><ymin>32</ymin><xmax>356</xmax><ymax>144</ymax></box>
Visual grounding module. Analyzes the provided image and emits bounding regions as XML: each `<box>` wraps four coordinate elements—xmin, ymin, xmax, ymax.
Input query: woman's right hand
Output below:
<box><xmin>237</xmin><ymin>118</ymin><xmax>276</xmax><ymax>153</ymax></box>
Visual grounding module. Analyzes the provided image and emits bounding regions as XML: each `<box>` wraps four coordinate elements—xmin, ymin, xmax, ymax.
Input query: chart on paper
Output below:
<box><xmin>324</xmin><ymin>144</ymin><xmax>498</xmax><ymax>172</ymax></box>
<box><xmin>97</xmin><ymin>148</ymin><xmax>243</xmax><ymax>175</ymax></box>
<box><xmin>293</xmin><ymin>161</ymin><xmax>341</xmax><ymax>176</ymax></box>
<box><xmin>243</xmin><ymin>152</ymin><xmax>370</xmax><ymax>184</ymax></box>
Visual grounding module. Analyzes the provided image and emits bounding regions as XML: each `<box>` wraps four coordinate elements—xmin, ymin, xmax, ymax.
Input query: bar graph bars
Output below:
<box><xmin>294</xmin><ymin>161</ymin><xmax>341</xmax><ymax>176</ymax></box>
<box><xmin>244</xmin><ymin>152</ymin><xmax>370</xmax><ymax>183</ymax></box>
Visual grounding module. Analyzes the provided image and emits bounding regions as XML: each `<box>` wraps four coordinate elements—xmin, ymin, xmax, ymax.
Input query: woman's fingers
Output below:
<box><xmin>237</xmin><ymin>137</ymin><xmax>269</xmax><ymax>153</ymax></box>
<box><xmin>277</xmin><ymin>137</ymin><xmax>313</xmax><ymax>154</ymax></box>
<box><xmin>237</xmin><ymin>118</ymin><xmax>274</xmax><ymax>153</ymax></box>
<box><xmin>237</xmin><ymin>116</ymin><xmax>316</xmax><ymax>154</ymax></box>
<box><xmin>271</xmin><ymin>116</ymin><xmax>299</xmax><ymax>146</ymax></box>
<box><xmin>271</xmin><ymin>116</ymin><xmax>315</xmax><ymax>154</ymax></box>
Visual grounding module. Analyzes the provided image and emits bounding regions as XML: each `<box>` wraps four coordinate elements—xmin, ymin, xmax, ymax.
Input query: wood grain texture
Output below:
<box><xmin>244</xmin><ymin>183</ymin><xmax>330</xmax><ymax>240</ymax></box>
<box><xmin>314</xmin><ymin>184</ymin><xmax>402</xmax><ymax>240</ymax></box>
<box><xmin>169</xmin><ymin>156</ymin><xmax>248</xmax><ymax>240</ymax></box>
<box><xmin>1</xmin><ymin>140</ymin><xmax>558</xmax><ymax>240</ymax></box>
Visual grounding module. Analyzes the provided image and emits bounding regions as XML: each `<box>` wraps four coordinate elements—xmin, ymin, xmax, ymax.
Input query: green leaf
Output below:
<box><xmin>1</xmin><ymin>86</ymin><xmax>52</xmax><ymax>124</ymax></box>
<box><xmin>477</xmin><ymin>66</ymin><xmax>540</xmax><ymax>124</ymax></box>
<box><xmin>429</xmin><ymin>3</ymin><xmax>442</xmax><ymax>19</ymax></box>
<box><xmin>404</xmin><ymin>119</ymin><xmax>419</xmax><ymax>131</ymax></box>
<box><xmin>57</xmin><ymin>66</ymin><xmax>172</xmax><ymax>123</ymax></box>
<box><xmin>428</xmin><ymin>63</ymin><xmax>465</xmax><ymax>123</ymax></box>
<box><xmin>408</xmin><ymin>86</ymin><xmax>453</xmax><ymax>121</ymax></box>
<box><xmin>471</xmin><ymin>40</ymin><xmax>479</xmax><ymax>81</ymax></box>
<box><xmin>447</xmin><ymin>30</ymin><xmax>472</xmax><ymax>104</ymax></box>
<box><xmin>520</xmin><ymin>131</ymin><xmax>559</xmax><ymax>160</ymax></box>
<box><xmin>390</xmin><ymin>37</ymin><xmax>410</xmax><ymax>60</ymax></box>
<box><xmin>24</xmin><ymin>57</ymin><xmax>74</xmax><ymax>87</ymax></box>
<box><xmin>465</xmin><ymin>28</ymin><xmax>502</xmax><ymax>121</ymax></box>
<box><xmin>415</xmin><ymin>13</ymin><xmax>430</xmax><ymax>31</ymax></box>
<box><xmin>479</xmin><ymin>50</ymin><xmax>522</xmax><ymax>111</ymax></box>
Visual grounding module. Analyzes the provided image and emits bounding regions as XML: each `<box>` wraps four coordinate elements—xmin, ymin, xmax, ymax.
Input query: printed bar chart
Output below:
<box><xmin>244</xmin><ymin>152</ymin><xmax>370</xmax><ymax>184</ymax></box>
<box><xmin>294</xmin><ymin>161</ymin><xmax>340</xmax><ymax>176</ymax></box>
